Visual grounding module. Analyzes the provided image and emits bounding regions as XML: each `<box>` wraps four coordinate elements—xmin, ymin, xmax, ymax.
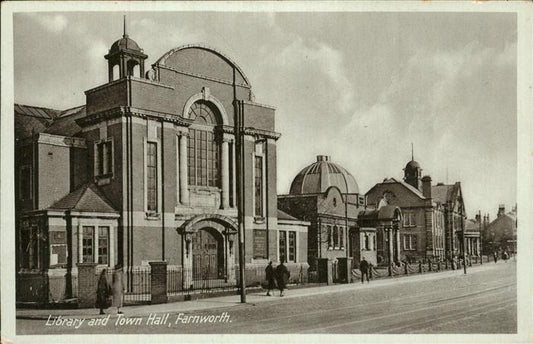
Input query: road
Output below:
<box><xmin>17</xmin><ymin>261</ymin><xmax>516</xmax><ymax>334</ymax></box>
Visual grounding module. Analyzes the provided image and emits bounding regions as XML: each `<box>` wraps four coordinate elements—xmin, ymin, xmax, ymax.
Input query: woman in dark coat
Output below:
<box><xmin>96</xmin><ymin>269</ymin><xmax>110</xmax><ymax>315</ymax></box>
<box><xmin>275</xmin><ymin>259</ymin><xmax>290</xmax><ymax>297</ymax></box>
<box><xmin>265</xmin><ymin>261</ymin><xmax>276</xmax><ymax>296</ymax></box>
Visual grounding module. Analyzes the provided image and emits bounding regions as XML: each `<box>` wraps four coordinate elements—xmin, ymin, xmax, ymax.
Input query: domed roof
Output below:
<box><xmin>405</xmin><ymin>159</ymin><xmax>420</xmax><ymax>170</ymax></box>
<box><xmin>109</xmin><ymin>35</ymin><xmax>142</xmax><ymax>54</ymax></box>
<box><xmin>289</xmin><ymin>155</ymin><xmax>359</xmax><ymax>195</ymax></box>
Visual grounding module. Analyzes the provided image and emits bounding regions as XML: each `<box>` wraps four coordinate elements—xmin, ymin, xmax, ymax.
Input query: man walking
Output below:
<box><xmin>265</xmin><ymin>261</ymin><xmax>276</xmax><ymax>296</ymax></box>
<box><xmin>360</xmin><ymin>257</ymin><xmax>370</xmax><ymax>284</ymax></box>
<box><xmin>275</xmin><ymin>258</ymin><xmax>290</xmax><ymax>297</ymax></box>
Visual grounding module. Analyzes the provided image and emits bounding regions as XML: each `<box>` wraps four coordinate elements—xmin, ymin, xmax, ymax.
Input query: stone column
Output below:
<box><xmin>231</xmin><ymin>140</ymin><xmax>236</xmax><ymax>208</ymax></box>
<box><xmin>77</xmin><ymin>263</ymin><xmax>98</xmax><ymax>308</ymax></box>
<box><xmin>149</xmin><ymin>261</ymin><xmax>168</xmax><ymax>304</ymax></box>
<box><xmin>179</xmin><ymin>133</ymin><xmax>189</xmax><ymax>205</ymax></box>
<box><xmin>226</xmin><ymin>232</ymin><xmax>236</xmax><ymax>284</ymax></box>
<box><xmin>388</xmin><ymin>227</ymin><xmax>394</xmax><ymax>266</ymax></box>
<box><xmin>182</xmin><ymin>234</ymin><xmax>193</xmax><ymax>290</ymax></box>
<box><xmin>221</xmin><ymin>139</ymin><xmax>230</xmax><ymax>209</ymax></box>
<box><xmin>395</xmin><ymin>227</ymin><xmax>401</xmax><ymax>263</ymax></box>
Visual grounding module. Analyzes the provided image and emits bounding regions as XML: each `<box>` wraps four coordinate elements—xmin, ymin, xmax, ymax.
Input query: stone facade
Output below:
<box><xmin>15</xmin><ymin>31</ymin><xmax>308</xmax><ymax>303</ymax></box>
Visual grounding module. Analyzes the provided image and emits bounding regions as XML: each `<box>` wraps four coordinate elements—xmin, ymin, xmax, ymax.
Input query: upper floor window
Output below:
<box><xmin>187</xmin><ymin>101</ymin><xmax>220</xmax><ymax>188</ymax></box>
<box><xmin>403</xmin><ymin>212</ymin><xmax>416</xmax><ymax>227</ymax></box>
<box><xmin>254</xmin><ymin>141</ymin><xmax>266</xmax><ymax>217</ymax></box>
<box><xmin>94</xmin><ymin>139</ymin><xmax>113</xmax><ymax>178</ymax></box>
<box><xmin>146</xmin><ymin>141</ymin><xmax>158</xmax><ymax>212</ymax></box>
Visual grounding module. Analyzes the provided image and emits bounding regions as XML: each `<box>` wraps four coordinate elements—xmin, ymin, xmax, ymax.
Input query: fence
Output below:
<box><xmin>105</xmin><ymin>266</ymin><xmax>151</xmax><ymax>305</ymax></box>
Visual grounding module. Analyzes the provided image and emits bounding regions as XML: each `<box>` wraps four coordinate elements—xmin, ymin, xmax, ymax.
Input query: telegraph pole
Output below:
<box><xmin>461</xmin><ymin>205</ymin><xmax>467</xmax><ymax>274</ymax></box>
<box><xmin>233</xmin><ymin>67</ymin><xmax>246</xmax><ymax>303</ymax></box>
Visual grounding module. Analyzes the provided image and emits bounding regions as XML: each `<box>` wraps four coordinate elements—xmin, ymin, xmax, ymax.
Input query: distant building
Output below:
<box><xmin>366</xmin><ymin>157</ymin><xmax>467</xmax><ymax>262</ymax></box>
<box><xmin>278</xmin><ymin>155</ymin><xmax>401</xmax><ymax>274</ymax></box>
<box><xmin>15</xmin><ymin>28</ymin><xmax>309</xmax><ymax>303</ymax></box>
<box><xmin>483</xmin><ymin>205</ymin><xmax>517</xmax><ymax>255</ymax></box>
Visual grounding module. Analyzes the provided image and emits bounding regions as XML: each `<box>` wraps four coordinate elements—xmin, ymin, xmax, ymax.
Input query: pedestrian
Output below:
<box><xmin>502</xmin><ymin>251</ymin><xmax>509</xmax><ymax>262</ymax></box>
<box><xmin>265</xmin><ymin>261</ymin><xmax>276</xmax><ymax>296</ymax></box>
<box><xmin>95</xmin><ymin>269</ymin><xmax>111</xmax><ymax>315</ymax></box>
<box><xmin>112</xmin><ymin>265</ymin><xmax>125</xmax><ymax>314</ymax></box>
<box><xmin>275</xmin><ymin>258</ymin><xmax>290</xmax><ymax>297</ymax></box>
<box><xmin>493</xmin><ymin>251</ymin><xmax>498</xmax><ymax>263</ymax></box>
<box><xmin>368</xmin><ymin>261</ymin><xmax>374</xmax><ymax>280</ymax></box>
<box><xmin>360</xmin><ymin>257</ymin><xmax>369</xmax><ymax>283</ymax></box>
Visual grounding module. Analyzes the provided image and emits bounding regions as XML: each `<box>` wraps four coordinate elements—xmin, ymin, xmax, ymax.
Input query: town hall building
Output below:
<box><xmin>15</xmin><ymin>28</ymin><xmax>308</xmax><ymax>304</ymax></box>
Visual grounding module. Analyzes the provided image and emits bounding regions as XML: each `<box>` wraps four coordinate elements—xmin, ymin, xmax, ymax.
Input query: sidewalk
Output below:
<box><xmin>16</xmin><ymin>262</ymin><xmax>505</xmax><ymax>320</ymax></box>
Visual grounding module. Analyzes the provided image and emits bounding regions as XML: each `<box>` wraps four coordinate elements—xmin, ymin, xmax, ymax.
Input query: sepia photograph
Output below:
<box><xmin>1</xmin><ymin>2</ymin><xmax>531</xmax><ymax>344</ymax></box>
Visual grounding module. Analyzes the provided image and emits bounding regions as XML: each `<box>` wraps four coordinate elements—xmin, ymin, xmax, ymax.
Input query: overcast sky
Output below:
<box><xmin>13</xmin><ymin>11</ymin><xmax>517</xmax><ymax>219</ymax></box>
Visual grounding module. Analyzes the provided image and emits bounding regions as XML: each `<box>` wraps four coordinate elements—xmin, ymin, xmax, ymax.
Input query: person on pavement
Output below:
<box><xmin>96</xmin><ymin>269</ymin><xmax>111</xmax><ymax>315</ymax></box>
<box><xmin>360</xmin><ymin>257</ymin><xmax>370</xmax><ymax>283</ymax></box>
<box><xmin>265</xmin><ymin>261</ymin><xmax>276</xmax><ymax>296</ymax></box>
<box><xmin>112</xmin><ymin>265</ymin><xmax>125</xmax><ymax>314</ymax></box>
<box><xmin>275</xmin><ymin>258</ymin><xmax>290</xmax><ymax>297</ymax></box>
<box><xmin>493</xmin><ymin>251</ymin><xmax>498</xmax><ymax>263</ymax></box>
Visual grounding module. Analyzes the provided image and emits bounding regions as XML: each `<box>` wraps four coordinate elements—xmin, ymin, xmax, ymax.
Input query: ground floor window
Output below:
<box><xmin>279</xmin><ymin>230</ymin><xmax>296</xmax><ymax>263</ymax></box>
<box><xmin>20</xmin><ymin>225</ymin><xmax>40</xmax><ymax>269</ymax></box>
<box><xmin>82</xmin><ymin>225</ymin><xmax>111</xmax><ymax>265</ymax></box>
<box><xmin>403</xmin><ymin>234</ymin><xmax>417</xmax><ymax>251</ymax></box>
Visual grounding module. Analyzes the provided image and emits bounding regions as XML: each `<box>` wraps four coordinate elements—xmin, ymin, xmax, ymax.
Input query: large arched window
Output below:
<box><xmin>187</xmin><ymin>101</ymin><xmax>220</xmax><ymax>187</ymax></box>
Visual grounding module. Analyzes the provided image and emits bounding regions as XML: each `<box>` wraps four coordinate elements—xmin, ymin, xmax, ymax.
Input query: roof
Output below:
<box><xmin>431</xmin><ymin>183</ymin><xmax>460</xmax><ymax>204</ymax></box>
<box><xmin>375</xmin><ymin>177</ymin><xmax>425</xmax><ymax>199</ymax></box>
<box><xmin>15</xmin><ymin>104</ymin><xmax>86</xmax><ymax>140</ymax></box>
<box><xmin>289</xmin><ymin>155</ymin><xmax>359</xmax><ymax>195</ymax></box>
<box><xmin>277</xmin><ymin>209</ymin><xmax>298</xmax><ymax>221</ymax></box>
<box><xmin>405</xmin><ymin>159</ymin><xmax>420</xmax><ymax>169</ymax></box>
<box><xmin>49</xmin><ymin>184</ymin><xmax>118</xmax><ymax>213</ymax></box>
<box><xmin>465</xmin><ymin>219</ymin><xmax>481</xmax><ymax>232</ymax></box>
<box><xmin>358</xmin><ymin>205</ymin><xmax>402</xmax><ymax>222</ymax></box>
<box><xmin>15</xmin><ymin>104</ymin><xmax>59</xmax><ymax>139</ymax></box>
<box><xmin>44</xmin><ymin>105</ymin><xmax>85</xmax><ymax>137</ymax></box>
<box><xmin>108</xmin><ymin>35</ymin><xmax>144</xmax><ymax>55</ymax></box>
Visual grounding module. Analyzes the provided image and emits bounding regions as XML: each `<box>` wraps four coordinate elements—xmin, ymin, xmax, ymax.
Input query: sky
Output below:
<box><xmin>13</xmin><ymin>11</ymin><xmax>517</xmax><ymax>219</ymax></box>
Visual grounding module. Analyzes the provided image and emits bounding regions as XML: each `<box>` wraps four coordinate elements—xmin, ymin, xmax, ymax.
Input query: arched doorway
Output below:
<box><xmin>191</xmin><ymin>227</ymin><xmax>224</xmax><ymax>280</ymax></box>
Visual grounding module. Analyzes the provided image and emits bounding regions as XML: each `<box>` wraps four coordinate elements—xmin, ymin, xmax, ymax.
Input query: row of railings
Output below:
<box><xmin>77</xmin><ymin>262</ymin><xmax>311</xmax><ymax>308</ymax></box>
<box><xmin>351</xmin><ymin>255</ymin><xmax>491</xmax><ymax>281</ymax></box>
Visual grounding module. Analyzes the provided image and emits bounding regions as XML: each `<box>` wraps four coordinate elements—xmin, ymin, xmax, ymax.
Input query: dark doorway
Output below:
<box><xmin>191</xmin><ymin>228</ymin><xmax>224</xmax><ymax>280</ymax></box>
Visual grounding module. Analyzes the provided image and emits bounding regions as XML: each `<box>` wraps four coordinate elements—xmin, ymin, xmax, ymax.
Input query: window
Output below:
<box><xmin>98</xmin><ymin>227</ymin><xmax>109</xmax><ymax>265</ymax></box>
<box><xmin>403</xmin><ymin>234</ymin><xmax>418</xmax><ymax>251</ymax></box>
<box><xmin>333</xmin><ymin>226</ymin><xmax>339</xmax><ymax>248</ymax></box>
<box><xmin>288</xmin><ymin>231</ymin><xmax>296</xmax><ymax>262</ymax></box>
<box><xmin>19</xmin><ymin>165</ymin><xmax>33</xmax><ymax>200</ymax></box>
<box><xmin>327</xmin><ymin>225</ymin><xmax>332</xmax><ymax>248</ymax></box>
<box><xmin>95</xmin><ymin>139</ymin><xmax>113</xmax><ymax>177</ymax></box>
<box><xmin>20</xmin><ymin>226</ymin><xmax>40</xmax><ymax>269</ymax></box>
<box><xmin>364</xmin><ymin>233</ymin><xmax>370</xmax><ymax>250</ymax></box>
<box><xmin>403</xmin><ymin>212</ymin><xmax>416</xmax><ymax>227</ymax></box>
<box><xmin>187</xmin><ymin>101</ymin><xmax>220</xmax><ymax>188</ymax></box>
<box><xmin>254</xmin><ymin>156</ymin><xmax>263</xmax><ymax>217</ymax></box>
<box><xmin>279</xmin><ymin>230</ymin><xmax>287</xmax><ymax>262</ymax></box>
<box><xmin>339</xmin><ymin>227</ymin><xmax>344</xmax><ymax>249</ymax></box>
<box><xmin>146</xmin><ymin>141</ymin><xmax>158</xmax><ymax>212</ymax></box>
<box><xmin>82</xmin><ymin>226</ymin><xmax>94</xmax><ymax>263</ymax></box>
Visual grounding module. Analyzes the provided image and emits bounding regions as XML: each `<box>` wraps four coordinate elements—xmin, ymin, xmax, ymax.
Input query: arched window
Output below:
<box><xmin>187</xmin><ymin>101</ymin><xmax>220</xmax><ymax>187</ymax></box>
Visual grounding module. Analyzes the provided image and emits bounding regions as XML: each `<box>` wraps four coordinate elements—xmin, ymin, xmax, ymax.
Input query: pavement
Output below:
<box><xmin>16</xmin><ymin>262</ymin><xmax>503</xmax><ymax>320</ymax></box>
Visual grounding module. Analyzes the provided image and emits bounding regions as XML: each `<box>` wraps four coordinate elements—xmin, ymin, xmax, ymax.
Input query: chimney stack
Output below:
<box><xmin>421</xmin><ymin>175</ymin><xmax>432</xmax><ymax>199</ymax></box>
<box><xmin>497</xmin><ymin>204</ymin><xmax>505</xmax><ymax>218</ymax></box>
<box><xmin>475</xmin><ymin>213</ymin><xmax>481</xmax><ymax>223</ymax></box>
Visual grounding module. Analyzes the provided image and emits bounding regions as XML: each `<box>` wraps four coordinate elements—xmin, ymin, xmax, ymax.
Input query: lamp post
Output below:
<box><xmin>461</xmin><ymin>207</ymin><xmax>467</xmax><ymax>274</ymax></box>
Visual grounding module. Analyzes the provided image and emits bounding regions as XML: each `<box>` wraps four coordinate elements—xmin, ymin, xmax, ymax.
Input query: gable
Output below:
<box><xmin>366</xmin><ymin>182</ymin><xmax>425</xmax><ymax>208</ymax></box>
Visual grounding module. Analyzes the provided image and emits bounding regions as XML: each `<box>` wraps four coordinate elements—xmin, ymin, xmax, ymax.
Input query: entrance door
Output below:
<box><xmin>191</xmin><ymin>228</ymin><xmax>223</xmax><ymax>280</ymax></box>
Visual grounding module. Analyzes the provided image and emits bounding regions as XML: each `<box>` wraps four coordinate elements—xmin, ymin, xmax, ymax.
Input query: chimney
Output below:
<box><xmin>317</xmin><ymin>155</ymin><xmax>330</xmax><ymax>162</ymax></box>
<box><xmin>475</xmin><ymin>213</ymin><xmax>481</xmax><ymax>223</ymax></box>
<box><xmin>421</xmin><ymin>175</ymin><xmax>432</xmax><ymax>198</ymax></box>
<box><xmin>497</xmin><ymin>204</ymin><xmax>505</xmax><ymax>217</ymax></box>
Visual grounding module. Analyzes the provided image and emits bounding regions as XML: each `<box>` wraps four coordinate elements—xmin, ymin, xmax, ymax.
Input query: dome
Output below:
<box><xmin>405</xmin><ymin>159</ymin><xmax>420</xmax><ymax>170</ymax></box>
<box><xmin>289</xmin><ymin>155</ymin><xmax>359</xmax><ymax>195</ymax></box>
<box><xmin>109</xmin><ymin>35</ymin><xmax>142</xmax><ymax>55</ymax></box>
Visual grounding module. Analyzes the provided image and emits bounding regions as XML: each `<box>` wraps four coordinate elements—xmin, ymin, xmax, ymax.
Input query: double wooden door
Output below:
<box><xmin>192</xmin><ymin>228</ymin><xmax>223</xmax><ymax>280</ymax></box>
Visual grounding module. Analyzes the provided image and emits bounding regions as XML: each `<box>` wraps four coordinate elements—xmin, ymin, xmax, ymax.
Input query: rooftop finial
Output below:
<box><xmin>123</xmin><ymin>15</ymin><xmax>128</xmax><ymax>38</ymax></box>
<box><xmin>411</xmin><ymin>142</ymin><xmax>414</xmax><ymax>161</ymax></box>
